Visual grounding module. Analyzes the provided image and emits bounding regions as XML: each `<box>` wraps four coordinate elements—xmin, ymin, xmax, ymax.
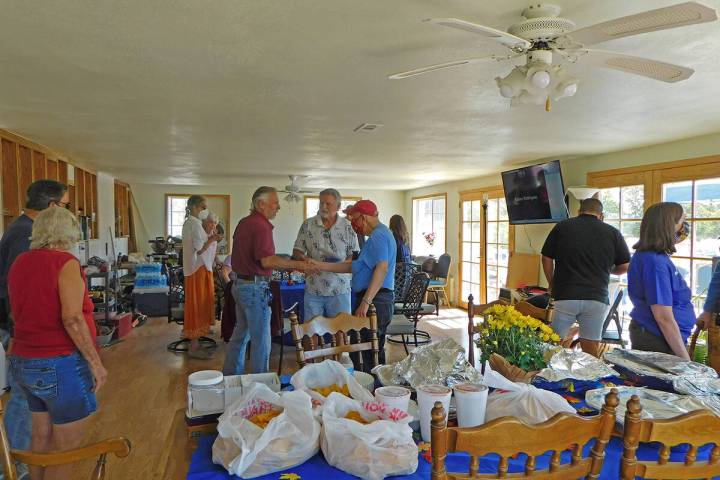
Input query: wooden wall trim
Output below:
<box><xmin>587</xmin><ymin>154</ymin><xmax>720</xmax><ymax>180</ymax></box>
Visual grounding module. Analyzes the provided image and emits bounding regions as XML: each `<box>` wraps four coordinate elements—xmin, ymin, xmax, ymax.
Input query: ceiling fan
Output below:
<box><xmin>279</xmin><ymin>175</ymin><xmax>316</xmax><ymax>203</ymax></box>
<box><xmin>389</xmin><ymin>2</ymin><xmax>717</xmax><ymax>109</ymax></box>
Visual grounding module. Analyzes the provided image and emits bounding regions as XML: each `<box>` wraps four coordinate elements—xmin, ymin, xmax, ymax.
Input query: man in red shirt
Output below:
<box><xmin>223</xmin><ymin>186</ymin><xmax>313</xmax><ymax>374</ymax></box>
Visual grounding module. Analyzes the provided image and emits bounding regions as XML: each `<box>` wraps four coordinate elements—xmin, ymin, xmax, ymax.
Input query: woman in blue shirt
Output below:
<box><xmin>389</xmin><ymin>214</ymin><xmax>412</xmax><ymax>264</ymax></box>
<box><xmin>627</xmin><ymin>202</ymin><xmax>694</xmax><ymax>360</ymax></box>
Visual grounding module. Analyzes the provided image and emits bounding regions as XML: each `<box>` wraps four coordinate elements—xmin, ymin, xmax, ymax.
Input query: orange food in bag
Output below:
<box><xmin>312</xmin><ymin>383</ymin><xmax>350</xmax><ymax>397</ymax></box>
<box><xmin>248</xmin><ymin>410</ymin><xmax>282</xmax><ymax>429</ymax></box>
<box><xmin>344</xmin><ymin>410</ymin><xmax>371</xmax><ymax>424</ymax></box>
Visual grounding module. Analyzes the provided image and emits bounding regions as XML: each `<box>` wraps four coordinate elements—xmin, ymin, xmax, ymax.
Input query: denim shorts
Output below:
<box><xmin>9</xmin><ymin>351</ymin><xmax>97</xmax><ymax>424</ymax></box>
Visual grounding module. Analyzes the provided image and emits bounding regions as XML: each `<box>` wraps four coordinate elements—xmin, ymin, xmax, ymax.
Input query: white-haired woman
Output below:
<box><xmin>182</xmin><ymin>195</ymin><xmax>222</xmax><ymax>359</ymax></box>
<box><xmin>8</xmin><ymin>207</ymin><xmax>107</xmax><ymax>480</ymax></box>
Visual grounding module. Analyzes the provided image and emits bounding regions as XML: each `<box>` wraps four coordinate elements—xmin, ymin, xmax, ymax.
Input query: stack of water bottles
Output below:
<box><xmin>134</xmin><ymin>263</ymin><xmax>167</xmax><ymax>289</ymax></box>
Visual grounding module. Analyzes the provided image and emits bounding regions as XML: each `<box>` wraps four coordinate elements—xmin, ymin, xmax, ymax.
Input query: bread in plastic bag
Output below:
<box><xmin>212</xmin><ymin>382</ymin><xmax>320</xmax><ymax>478</ymax></box>
<box><xmin>290</xmin><ymin>359</ymin><xmax>374</xmax><ymax>407</ymax></box>
<box><xmin>483</xmin><ymin>361</ymin><xmax>576</xmax><ymax>424</ymax></box>
<box><xmin>321</xmin><ymin>392</ymin><xmax>418</xmax><ymax>480</ymax></box>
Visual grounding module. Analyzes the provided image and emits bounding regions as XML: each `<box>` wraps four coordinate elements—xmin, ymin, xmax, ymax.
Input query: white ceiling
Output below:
<box><xmin>1</xmin><ymin>0</ymin><xmax>720</xmax><ymax>190</ymax></box>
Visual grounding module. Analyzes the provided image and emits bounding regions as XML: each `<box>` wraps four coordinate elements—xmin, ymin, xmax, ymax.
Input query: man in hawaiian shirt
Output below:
<box><xmin>293</xmin><ymin>188</ymin><xmax>359</xmax><ymax>320</ymax></box>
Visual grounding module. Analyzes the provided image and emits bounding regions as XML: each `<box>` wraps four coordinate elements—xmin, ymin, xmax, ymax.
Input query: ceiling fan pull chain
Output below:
<box><xmin>545</xmin><ymin>96</ymin><xmax>551</xmax><ymax>112</ymax></box>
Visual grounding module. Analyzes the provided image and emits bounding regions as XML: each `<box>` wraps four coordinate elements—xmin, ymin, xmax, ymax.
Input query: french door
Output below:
<box><xmin>458</xmin><ymin>189</ymin><xmax>513</xmax><ymax>308</ymax></box>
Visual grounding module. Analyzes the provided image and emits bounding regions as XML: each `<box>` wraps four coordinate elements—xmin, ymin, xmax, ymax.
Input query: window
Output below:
<box><xmin>167</xmin><ymin>195</ymin><xmax>190</xmax><ymax>238</ymax></box>
<box><xmin>304</xmin><ymin>195</ymin><xmax>361</xmax><ymax>220</ymax></box>
<box><xmin>662</xmin><ymin>178</ymin><xmax>720</xmax><ymax>312</ymax></box>
<box><xmin>412</xmin><ymin>194</ymin><xmax>446</xmax><ymax>257</ymax></box>
<box><xmin>484</xmin><ymin>198</ymin><xmax>511</xmax><ymax>302</ymax></box>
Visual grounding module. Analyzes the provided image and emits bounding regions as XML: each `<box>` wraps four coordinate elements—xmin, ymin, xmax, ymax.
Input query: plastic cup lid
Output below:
<box><xmin>454</xmin><ymin>383</ymin><xmax>487</xmax><ymax>393</ymax></box>
<box><xmin>188</xmin><ymin>370</ymin><xmax>224</xmax><ymax>386</ymax></box>
<box><xmin>376</xmin><ymin>386</ymin><xmax>410</xmax><ymax>397</ymax></box>
<box><xmin>417</xmin><ymin>384</ymin><xmax>452</xmax><ymax>395</ymax></box>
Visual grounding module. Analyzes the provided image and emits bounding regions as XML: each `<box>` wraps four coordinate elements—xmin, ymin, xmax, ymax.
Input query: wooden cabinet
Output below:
<box><xmin>0</xmin><ymin>130</ymin><xmax>99</xmax><ymax>237</ymax></box>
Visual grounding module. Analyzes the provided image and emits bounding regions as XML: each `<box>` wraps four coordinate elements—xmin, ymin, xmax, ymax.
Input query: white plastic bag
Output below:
<box><xmin>321</xmin><ymin>392</ymin><xmax>418</xmax><ymax>480</ymax></box>
<box><xmin>290</xmin><ymin>359</ymin><xmax>374</xmax><ymax>406</ymax></box>
<box><xmin>483</xmin><ymin>361</ymin><xmax>575</xmax><ymax>424</ymax></box>
<box><xmin>212</xmin><ymin>382</ymin><xmax>320</xmax><ymax>478</ymax></box>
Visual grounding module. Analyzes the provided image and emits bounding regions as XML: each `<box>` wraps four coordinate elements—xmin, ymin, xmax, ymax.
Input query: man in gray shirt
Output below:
<box><xmin>293</xmin><ymin>188</ymin><xmax>358</xmax><ymax>320</ymax></box>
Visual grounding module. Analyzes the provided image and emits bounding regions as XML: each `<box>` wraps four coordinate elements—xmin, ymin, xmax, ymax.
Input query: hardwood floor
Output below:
<box><xmin>67</xmin><ymin>308</ymin><xmax>472</xmax><ymax>479</ymax></box>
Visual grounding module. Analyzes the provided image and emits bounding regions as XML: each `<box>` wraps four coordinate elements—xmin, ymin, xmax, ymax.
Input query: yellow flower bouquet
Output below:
<box><xmin>476</xmin><ymin>304</ymin><xmax>562</xmax><ymax>371</ymax></box>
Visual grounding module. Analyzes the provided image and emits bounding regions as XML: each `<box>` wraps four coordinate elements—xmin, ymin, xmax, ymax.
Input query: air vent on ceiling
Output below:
<box><xmin>354</xmin><ymin>123</ymin><xmax>383</xmax><ymax>132</ymax></box>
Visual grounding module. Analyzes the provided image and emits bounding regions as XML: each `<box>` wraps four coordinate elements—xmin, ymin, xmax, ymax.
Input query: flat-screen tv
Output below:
<box><xmin>501</xmin><ymin>160</ymin><xmax>568</xmax><ymax>225</ymax></box>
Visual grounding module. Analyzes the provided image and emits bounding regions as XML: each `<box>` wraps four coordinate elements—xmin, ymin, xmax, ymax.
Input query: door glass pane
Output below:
<box><xmin>498</xmin><ymin>222</ymin><xmax>509</xmax><ymax>244</ymax></box>
<box><xmin>498</xmin><ymin>200</ymin><xmax>508</xmax><ymax>221</ymax></box>
<box><xmin>694</xmin><ymin>178</ymin><xmax>720</xmax><ymax>219</ymax></box>
<box><xmin>498</xmin><ymin>245</ymin><xmax>510</xmax><ymax>267</ymax></box>
<box><xmin>663</xmin><ymin>181</ymin><xmax>693</xmax><ymax>216</ymax></box>
<box><xmin>463</xmin><ymin>222</ymin><xmax>472</xmax><ymax>242</ymax></box>
<box><xmin>471</xmin><ymin>263</ymin><xmax>480</xmax><ymax>285</ymax></box>
<box><xmin>600</xmin><ymin>188</ymin><xmax>620</xmax><ymax>219</ymax></box>
<box><xmin>671</xmin><ymin>257</ymin><xmax>691</xmax><ymax>286</ymax></box>
<box><xmin>462</xmin><ymin>281</ymin><xmax>471</xmax><ymax>302</ymax></box>
<box><xmin>693</xmin><ymin>221</ymin><xmax>720</xmax><ymax>258</ymax></box>
<box><xmin>693</xmin><ymin>259</ymin><xmax>713</xmax><ymax>297</ymax></box>
<box><xmin>463</xmin><ymin>242</ymin><xmax>472</xmax><ymax>262</ymax></box>
<box><xmin>471</xmin><ymin>222</ymin><xmax>481</xmax><ymax>242</ymax></box>
<box><xmin>498</xmin><ymin>266</ymin><xmax>508</xmax><ymax>288</ymax></box>
<box><xmin>487</xmin><ymin>244</ymin><xmax>498</xmax><ymax>267</ymax></box>
<box><xmin>487</xmin><ymin>266</ymin><xmax>498</xmax><ymax>290</ymax></box>
<box><xmin>487</xmin><ymin>222</ymin><xmax>498</xmax><ymax>244</ymax></box>
<box><xmin>487</xmin><ymin>200</ymin><xmax>498</xmax><ymax>222</ymax></box>
<box><xmin>471</xmin><ymin>201</ymin><xmax>481</xmax><ymax>221</ymax></box>
<box><xmin>471</xmin><ymin>242</ymin><xmax>481</xmax><ymax>263</ymax></box>
<box><xmin>621</xmin><ymin>186</ymin><xmax>644</xmax><ymax>219</ymax></box>
<box><xmin>463</xmin><ymin>201</ymin><xmax>472</xmax><ymax>221</ymax></box>
<box><xmin>462</xmin><ymin>263</ymin><xmax>471</xmax><ymax>285</ymax></box>
<box><xmin>620</xmin><ymin>221</ymin><xmax>641</xmax><ymax>252</ymax></box>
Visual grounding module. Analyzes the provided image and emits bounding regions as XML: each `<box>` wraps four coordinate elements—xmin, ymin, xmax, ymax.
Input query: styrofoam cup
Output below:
<box><xmin>375</xmin><ymin>386</ymin><xmax>411</xmax><ymax>414</ymax></box>
<box><xmin>417</xmin><ymin>384</ymin><xmax>452</xmax><ymax>442</ymax></box>
<box><xmin>453</xmin><ymin>383</ymin><xmax>488</xmax><ymax>428</ymax></box>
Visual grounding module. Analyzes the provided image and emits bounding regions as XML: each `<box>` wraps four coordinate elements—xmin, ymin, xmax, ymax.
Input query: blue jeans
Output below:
<box><xmin>1</xmin><ymin>328</ymin><xmax>31</xmax><ymax>451</ymax></box>
<box><xmin>9</xmin><ymin>351</ymin><xmax>97</xmax><ymax>424</ymax></box>
<box><xmin>223</xmin><ymin>281</ymin><xmax>272</xmax><ymax>375</ymax></box>
<box><xmin>304</xmin><ymin>292</ymin><xmax>351</xmax><ymax>320</ymax></box>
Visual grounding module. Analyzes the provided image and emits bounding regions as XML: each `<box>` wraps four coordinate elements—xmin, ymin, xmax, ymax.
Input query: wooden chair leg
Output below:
<box><xmin>92</xmin><ymin>453</ymin><xmax>108</xmax><ymax>480</ymax></box>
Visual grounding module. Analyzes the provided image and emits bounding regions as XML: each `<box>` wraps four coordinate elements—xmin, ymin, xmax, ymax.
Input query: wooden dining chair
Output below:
<box><xmin>0</xmin><ymin>394</ymin><xmax>131</xmax><ymax>480</ymax></box>
<box><xmin>620</xmin><ymin>395</ymin><xmax>720</xmax><ymax>480</ymax></box>
<box><xmin>466</xmin><ymin>294</ymin><xmax>508</xmax><ymax>368</ymax></box>
<box><xmin>430</xmin><ymin>388</ymin><xmax>619</xmax><ymax>479</ymax></box>
<box><xmin>514</xmin><ymin>299</ymin><xmax>555</xmax><ymax>325</ymax></box>
<box><xmin>289</xmin><ymin>305</ymin><xmax>379</xmax><ymax>369</ymax></box>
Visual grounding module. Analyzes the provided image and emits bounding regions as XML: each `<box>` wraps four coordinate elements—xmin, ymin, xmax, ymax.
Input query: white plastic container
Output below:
<box><xmin>417</xmin><ymin>384</ymin><xmax>452</xmax><ymax>442</ymax></box>
<box><xmin>453</xmin><ymin>383</ymin><xmax>488</xmax><ymax>427</ymax></box>
<box><xmin>375</xmin><ymin>386</ymin><xmax>411</xmax><ymax>414</ymax></box>
<box><xmin>188</xmin><ymin>370</ymin><xmax>225</xmax><ymax>415</ymax></box>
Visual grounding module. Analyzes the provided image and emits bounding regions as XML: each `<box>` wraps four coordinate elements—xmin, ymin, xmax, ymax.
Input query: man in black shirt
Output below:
<box><xmin>541</xmin><ymin>198</ymin><xmax>630</xmax><ymax>356</ymax></box>
<box><xmin>0</xmin><ymin>179</ymin><xmax>68</xmax><ymax>457</ymax></box>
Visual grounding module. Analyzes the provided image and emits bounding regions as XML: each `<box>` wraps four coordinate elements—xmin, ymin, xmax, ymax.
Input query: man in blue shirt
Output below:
<box><xmin>311</xmin><ymin>199</ymin><xmax>396</xmax><ymax>369</ymax></box>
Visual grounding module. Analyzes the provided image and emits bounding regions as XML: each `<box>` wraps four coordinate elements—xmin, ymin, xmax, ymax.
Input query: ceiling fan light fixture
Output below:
<box><xmin>530</xmin><ymin>70</ymin><xmax>551</xmax><ymax>89</ymax></box>
<box><xmin>563</xmin><ymin>82</ymin><xmax>578</xmax><ymax>97</ymax></box>
<box><xmin>499</xmin><ymin>84</ymin><xmax>515</xmax><ymax>98</ymax></box>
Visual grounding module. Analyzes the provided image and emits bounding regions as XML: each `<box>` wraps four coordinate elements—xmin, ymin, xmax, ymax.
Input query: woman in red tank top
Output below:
<box><xmin>7</xmin><ymin>207</ymin><xmax>107</xmax><ymax>480</ymax></box>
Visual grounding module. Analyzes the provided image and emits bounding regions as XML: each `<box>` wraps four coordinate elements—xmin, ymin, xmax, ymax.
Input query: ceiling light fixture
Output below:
<box><xmin>495</xmin><ymin>60</ymin><xmax>579</xmax><ymax>109</ymax></box>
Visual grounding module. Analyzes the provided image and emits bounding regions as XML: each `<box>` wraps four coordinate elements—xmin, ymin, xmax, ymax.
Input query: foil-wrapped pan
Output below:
<box><xmin>585</xmin><ymin>386</ymin><xmax>719</xmax><ymax>423</ymax></box>
<box><xmin>373</xmin><ymin>338</ymin><xmax>481</xmax><ymax>389</ymax></box>
<box><xmin>604</xmin><ymin>349</ymin><xmax>718</xmax><ymax>380</ymax></box>
<box><xmin>536</xmin><ymin>348</ymin><xmax>619</xmax><ymax>382</ymax></box>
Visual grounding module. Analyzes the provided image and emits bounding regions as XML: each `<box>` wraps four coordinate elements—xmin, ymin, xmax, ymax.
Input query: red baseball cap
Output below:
<box><xmin>344</xmin><ymin>199</ymin><xmax>378</xmax><ymax>216</ymax></box>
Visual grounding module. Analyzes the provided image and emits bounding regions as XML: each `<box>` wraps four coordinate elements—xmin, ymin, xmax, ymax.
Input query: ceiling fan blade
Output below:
<box><xmin>566</xmin><ymin>2</ymin><xmax>717</xmax><ymax>47</ymax></box>
<box><xmin>425</xmin><ymin>18</ymin><xmax>531</xmax><ymax>51</ymax></box>
<box><xmin>389</xmin><ymin>55</ymin><xmax>510</xmax><ymax>79</ymax></box>
<box><xmin>572</xmin><ymin>48</ymin><xmax>694</xmax><ymax>83</ymax></box>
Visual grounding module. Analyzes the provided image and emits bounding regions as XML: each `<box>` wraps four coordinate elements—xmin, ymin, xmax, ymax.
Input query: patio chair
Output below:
<box><xmin>386</xmin><ymin>272</ymin><xmax>431</xmax><ymax>354</ymax></box>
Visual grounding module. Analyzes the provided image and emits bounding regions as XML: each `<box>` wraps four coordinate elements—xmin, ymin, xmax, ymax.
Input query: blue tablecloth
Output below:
<box><xmin>187</xmin><ymin>434</ymin><xmax>718</xmax><ymax>479</ymax></box>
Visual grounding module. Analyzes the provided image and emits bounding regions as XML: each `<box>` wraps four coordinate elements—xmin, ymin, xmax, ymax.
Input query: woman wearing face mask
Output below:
<box><xmin>182</xmin><ymin>195</ymin><xmax>223</xmax><ymax>359</ymax></box>
<box><xmin>627</xmin><ymin>202</ymin><xmax>694</xmax><ymax>359</ymax></box>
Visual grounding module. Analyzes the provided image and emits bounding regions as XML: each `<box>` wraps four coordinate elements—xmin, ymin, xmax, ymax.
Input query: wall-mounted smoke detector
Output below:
<box><xmin>353</xmin><ymin>123</ymin><xmax>383</xmax><ymax>132</ymax></box>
